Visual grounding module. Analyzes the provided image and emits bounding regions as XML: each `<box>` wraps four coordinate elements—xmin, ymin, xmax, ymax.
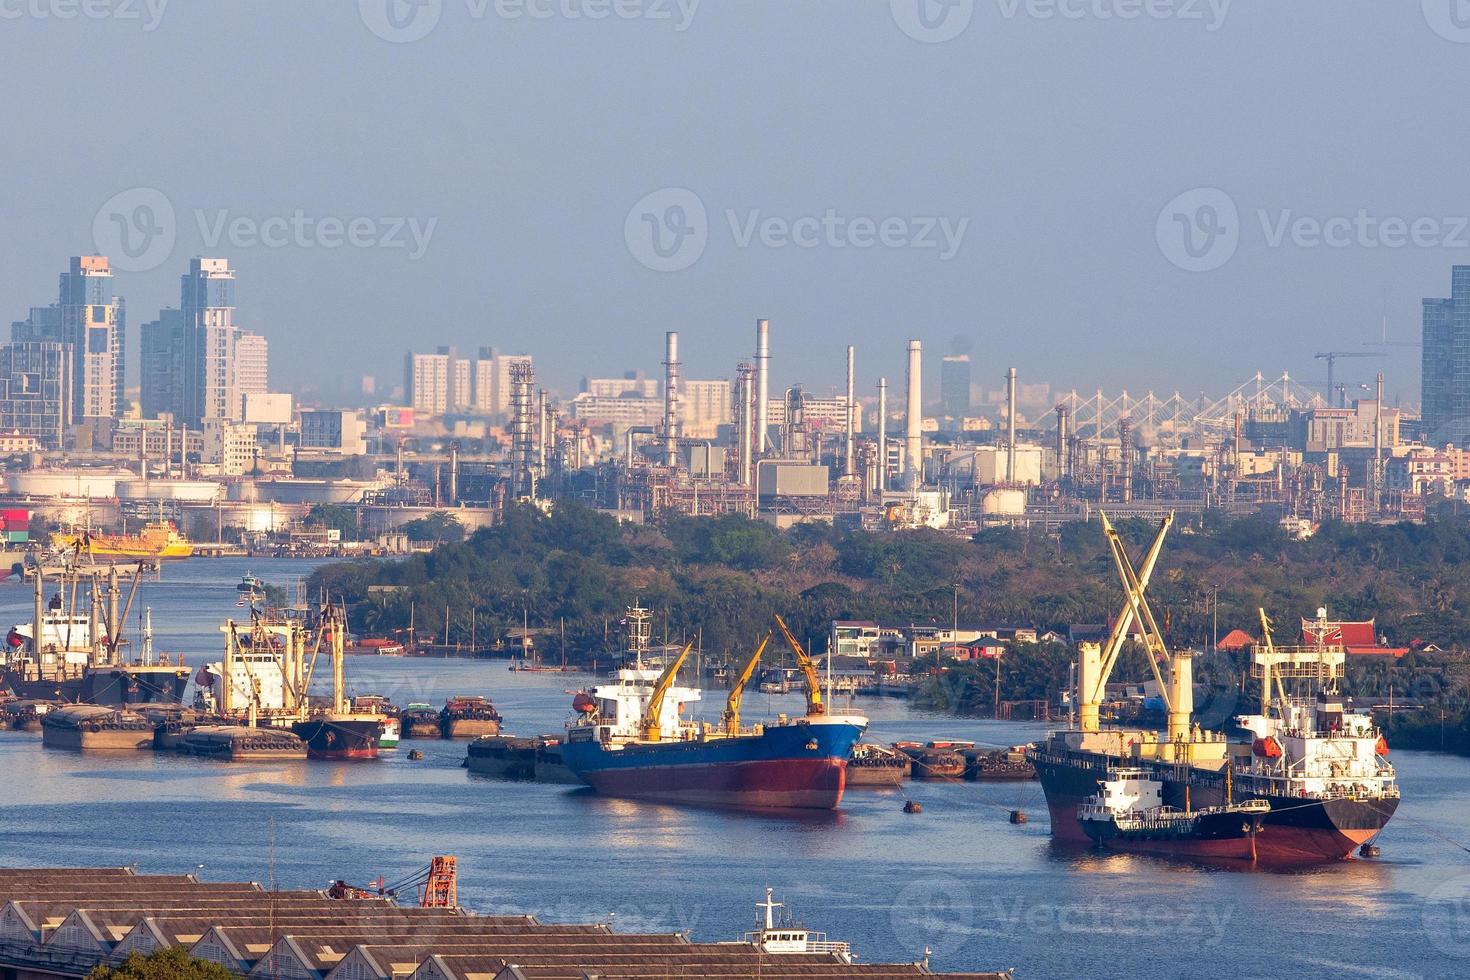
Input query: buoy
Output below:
<box><xmin>407</xmin><ymin>749</ymin><xmax>425</xmax><ymax>761</ymax></box>
<box><xmin>1359</xmin><ymin>843</ymin><xmax>1380</xmax><ymax>858</ymax></box>
<box><xmin>903</xmin><ymin>800</ymin><xmax>923</xmax><ymax>814</ymax></box>
<box><xmin>1009</xmin><ymin>809</ymin><xmax>1027</xmax><ymax>824</ymax></box>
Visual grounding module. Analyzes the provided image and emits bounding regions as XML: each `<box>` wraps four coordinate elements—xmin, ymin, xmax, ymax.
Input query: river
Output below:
<box><xmin>0</xmin><ymin>557</ymin><xmax>1466</xmax><ymax>978</ymax></box>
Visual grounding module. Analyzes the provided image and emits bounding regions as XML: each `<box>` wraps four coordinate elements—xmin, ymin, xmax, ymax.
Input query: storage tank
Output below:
<box><xmin>5</xmin><ymin>469</ymin><xmax>128</xmax><ymax>499</ymax></box>
<box><xmin>980</xmin><ymin>487</ymin><xmax>1027</xmax><ymax>516</ymax></box>
<box><xmin>116</xmin><ymin>479</ymin><xmax>221</xmax><ymax>502</ymax></box>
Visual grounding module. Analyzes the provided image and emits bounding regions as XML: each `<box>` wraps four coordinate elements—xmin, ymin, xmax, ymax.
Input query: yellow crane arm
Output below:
<box><xmin>641</xmin><ymin>640</ymin><xmax>694</xmax><ymax>741</ymax></box>
<box><xmin>1094</xmin><ymin>512</ymin><xmax>1172</xmax><ymax>696</ymax></box>
<box><xmin>773</xmin><ymin>614</ymin><xmax>823</xmax><ymax>716</ymax></box>
<box><xmin>722</xmin><ymin>632</ymin><xmax>771</xmax><ymax>734</ymax></box>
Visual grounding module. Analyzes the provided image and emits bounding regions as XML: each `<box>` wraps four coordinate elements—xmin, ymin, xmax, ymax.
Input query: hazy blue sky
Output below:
<box><xmin>1</xmin><ymin>1</ymin><xmax>1461</xmax><ymax>407</ymax></box>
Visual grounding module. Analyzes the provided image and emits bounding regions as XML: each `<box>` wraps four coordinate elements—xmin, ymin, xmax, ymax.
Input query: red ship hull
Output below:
<box><xmin>578</xmin><ymin>757</ymin><xmax>848</xmax><ymax>809</ymax></box>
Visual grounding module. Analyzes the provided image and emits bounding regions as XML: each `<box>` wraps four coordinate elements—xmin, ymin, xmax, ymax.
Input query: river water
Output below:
<box><xmin>0</xmin><ymin>557</ymin><xmax>1466</xmax><ymax>978</ymax></box>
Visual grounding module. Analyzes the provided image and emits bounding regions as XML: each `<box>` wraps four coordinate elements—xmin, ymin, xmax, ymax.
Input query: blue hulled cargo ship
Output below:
<box><xmin>560</xmin><ymin>607</ymin><xmax>867</xmax><ymax>810</ymax></box>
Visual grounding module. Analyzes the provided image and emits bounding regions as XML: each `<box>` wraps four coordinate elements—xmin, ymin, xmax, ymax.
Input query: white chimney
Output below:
<box><xmin>905</xmin><ymin>339</ymin><xmax>922</xmax><ymax>490</ymax></box>
<box><xmin>1006</xmin><ymin>367</ymin><xmax>1017</xmax><ymax>484</ymax></box>
<box><xmin>663</xmin><ymin>330</ymin><xmax>680</xmax><ymax>467</ymax></box>
<box><xmin>877</xmin><ymin>377</ymin><xmax>888</xmax><ymax>493</ymax></box>
<box><xmin>844</xmin><ymin>345</ymin><xmax>855</xmax><ymax>479</ymax></box>
<box><xmin>755</xmin><ymin>319</ymin><xmax>771</xmax><ymax>456</ymax></box>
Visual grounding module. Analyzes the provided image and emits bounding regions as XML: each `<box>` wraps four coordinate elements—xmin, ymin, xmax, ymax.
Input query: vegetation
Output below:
<box><xmin>88</xmin><ymin>948</ymin><xmax>235</xmax><ymax>980</ymax></box>
<box><xmin>305</xmin><ymin>503</ymin><xmax>360</xmax><ymax>540</ymax></box>
<box><xmin>310</xmin><ymin>503</ymin><xmax>1470</xmax><ymax>739</ymax></box>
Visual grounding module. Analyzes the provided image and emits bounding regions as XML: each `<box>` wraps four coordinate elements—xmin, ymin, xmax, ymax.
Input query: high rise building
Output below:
<box><xmin>680</xmin><ymin>379</ymin><xmax>733</xmax><ymax>439</ymax></box>
<box><xmin>140</xmin><ymin>308</ymin><xmax>186</xmax><ymax>420</ymax></box>
<box><xmin>472</xmin><ymin>348</ymin><xmax>532</xmax><ymax>418</ymax></box>
<box><xmin>235</xmin><ymin>331</ymin><xmax>269</xmax><ymax>403</ymax></box>
<box><xmin>940</xmin><ymin>353</ymin><xmax>972</xmax><ymax>419</ymax></box>
<box><xmin>0</xmin><ymin>342</ymin><xmax>71</xmax><ymax>445</ymax></box>
<box><xmin>1423</xmin><ymin>266</ymin><xmax>1470</xmax><ymax>443</ymax></box>
<box><xmin>11</xmin><ymin>256</ymin><xmax>125</xmax><ymax>421</ymax></box>
<box><xmin>406</xmin><ymin>348</ymin><xmax>453</xmax><ymax>416</ymax></box>
<box><xmin>181</xmin><ymin>258</ymin><xmax>238</xmax><ymax>426</ymax></box>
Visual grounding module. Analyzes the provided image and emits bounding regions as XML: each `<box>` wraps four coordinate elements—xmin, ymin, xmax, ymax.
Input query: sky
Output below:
<box><xmin>0</xmin><ymin>0</ymin><xmax>1462</xmax><ymax>408</ymax></box>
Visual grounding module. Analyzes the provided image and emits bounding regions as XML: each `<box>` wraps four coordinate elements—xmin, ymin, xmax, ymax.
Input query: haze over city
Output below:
<box><xmin>2</xmin><ymin>2</ymin><xmax>1461</xmax><ymax>402</ymax></box>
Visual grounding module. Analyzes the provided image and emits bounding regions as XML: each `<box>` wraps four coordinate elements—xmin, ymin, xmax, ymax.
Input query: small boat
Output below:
<box><xmin>236</xmin><ymin>573</ymin><xmax>266</xmax><ymax>600</ymax></box>
<box><xmin>964</xmin><ymin>745</ymin><xmax>1037</xmax><ymax>781</ymax></box>
<box><xmin>900</xmin><ymin>742</ymin><xmax>965</xmax><ymax>780</ymax></box>
<box><xmin>440</xmin><ymin>695</ymin><xmax>502</xmax><ymax>738</ymax></box>
<box><xmin>0</xmin><ymin>698</ymin><xmax>54</xmax><ymax>732</ymax></box>
<box><xmin>177</xmin><ymin>725</ymin><xmax>307</xmax><ymax>761</ymax></box>
<box><xmin>1078</xmin><ymin>768</ymin><xmax>1271</xmax><ymax>861</ymax></box>
<box><xmin>400</xmin><ymin>703</ymin><xmax>441</xmax><ymax>739</ymax></box>
<box><xmin>352</xmin><ymin>695</ymin><xmax>401</xmax><ymax>748</ymax></box>
<box><xmin>845</xmin><ymin>743</ymin><xmax>909</xmax><ymax>787</ymax></box>
<box><xmin>346</xmin><ymin>638</ymin><xmax>405</xmax><ymax>657</ymax></box>
<box><xmin>742</xmin><ymin>888</ymin><xmax>851</xmax><ymax>961</ymax></box>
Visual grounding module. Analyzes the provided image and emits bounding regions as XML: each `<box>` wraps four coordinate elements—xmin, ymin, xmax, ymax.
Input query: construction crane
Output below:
<box><xmin>639</xmin><ymin>640</ymin><xmax>693</xmax><ymax>741</ymax></box>
<box><xmin>773</xmin><ymin>614</ymin><xmax>824</xmax><ymax>717</ymax></box>
<box><xmin>1314</xmin><ymin>351</ymin><xmax>1381</xmax><ymax>408</ymax></box>
<box><xmin>721</xmin><ymin>631</ymin><xmax>771</xmax><ymax>735</ymax></box>
<box><xmin>419</xmin><ymin>856</ymin><xmax>457</xmax><ymax>909</ymax></box>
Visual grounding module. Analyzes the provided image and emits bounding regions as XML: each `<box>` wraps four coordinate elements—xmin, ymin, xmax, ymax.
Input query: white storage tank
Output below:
<box><xmin>5</xmin><ymin>469</ymin><xmax>127</xmax><ymax>499</ymax></box>
<box><xmin>980</xmin><ymin>487</ymin><xmax>1027</xmax><ymax>516</ymax></box>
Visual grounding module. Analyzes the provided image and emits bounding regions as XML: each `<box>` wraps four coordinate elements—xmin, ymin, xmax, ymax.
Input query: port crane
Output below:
<box><xmin>721</xmin><ymin>631</ymin><xmax>772</xmax><ymax>735</ymax></box>
<box><xmin>639</xmin><ymin>640</ymin><xmax>693</xmax><ymax>741</ymax></box>
<box><xmin>773</xmin><ymin>614</ymin><xmax>824</xmax><ymax>717</ymax></box>
<box><xmin>1314</xmin><ymin>351</ymin><xmax>1381</xmax><ymax>407</ymax></box>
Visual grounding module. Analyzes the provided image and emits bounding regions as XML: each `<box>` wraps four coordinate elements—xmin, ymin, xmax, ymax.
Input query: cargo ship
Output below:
<box><xmin>1027</xmin><ymin>514</ymin><xmax>1399</xmax><ymax>864</ymax></box>
<box><xmin>50</xmin><ymin>521</ymin><xmax>193</xmax><ymax>560</ymax></box>
<box><xmin>289</xmin><ymin>607</ymin><xmax>383</xmax><ymax>759</ymax></box>
<box><xmin>1078</xmin><ymin>768</ymin><xmax>1270</xmax><ymax>861</ymax></box>
<box><xmin>559</xmin><ymin>608</ymin><xmax>867</xmax><ymax>810</ymax></box>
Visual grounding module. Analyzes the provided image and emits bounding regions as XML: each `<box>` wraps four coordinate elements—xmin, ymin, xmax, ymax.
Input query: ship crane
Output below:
<box><xmin>773</xmin><ymin>614</ymin><xmax>824</xmax><ymax>717</ymax></box>
<box><xmin>721</xmin><ymin>631</ymin><xmax>771</xmax><ymax>735</ymax></box>
<box><xmin>640</xmin><ymin>640</ymin><xmax>694</xmax><ymax>741</ymax></box>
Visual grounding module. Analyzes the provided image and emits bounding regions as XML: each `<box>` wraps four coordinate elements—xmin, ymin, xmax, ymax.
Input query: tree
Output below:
<box><xmin>306</xmin><ymin>504</ymin><xmax>359</xmax><ymax>541</ymax></box>
<box><xmin>89</xmin><ymin>947</ymin><xmax>235</xmax><ymax>980</ymax></box>
<box><xmin>402</xmin><ymin>512</ymin><xmax>465</xmax><ymax>545</ymax></box>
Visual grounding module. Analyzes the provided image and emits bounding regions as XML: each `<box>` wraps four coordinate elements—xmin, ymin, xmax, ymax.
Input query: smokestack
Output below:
<box><xmin>1006</xmin><ymin>367</ymin><xmax>1018</xmax><ymax>484</ymax></box>
<box><xmin>663</xmin><ymin>330</ymin><xmax>680</xmax><ymax>467</ymax></box>
<box><xmin>1056</xmin><ymin>404</ymin><xmax>1071</xmax><ymax>482</ymax></box>
<box><xmin>844</xmin><ymin>346</ymin><xmax>855</xmax><ymax>479</ymax></box>
<box><xmin>736</xmin><ymin>363</ymin><xmax>754</xmax><ymax>486</ymax></box>
<box><xmin>877</xmin><ymin>377</ymin><xmax>888</xmax><ymax>493</ymax></box>
<box><xmin>1374</xmin><ymin>371</ymin><xmax>1384</xmax><ymax>511</ymax></box>
<box><xmin>905</xmin><ymin>340</ymin><xmax>922</xmax><ymax>490</ymax></box>
<box><xmin>755</xmin><ymin>319</ymin><xmax>770</xmax><ymax>456</ymax></box>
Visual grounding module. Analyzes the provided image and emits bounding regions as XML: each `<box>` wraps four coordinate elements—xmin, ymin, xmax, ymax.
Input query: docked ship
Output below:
<box><xmin>1078</xmin><ymin>768</ymin><xmax>1270</xmax><ymax>861</ymax></box>
<box><xmin>50</xmin><ymin>521</ymin><xmax>194</xmax><ymax>560</ymax></box>
<box><xmin>289</xmin><ymin>607</ymin><xmax>384</xmax><ymax>759</ymax></box>
<box><xmin>1027</xmin><ymin>514</ymin><xmax>1399</xmax><ymax>864</ymax></box>
<box><xmin>560</xmin><ymin>608</ymin><xmax>867</xmax><ymax>809</ymax></box>
<box><xmin>441</xmin><ymin>695</ymin><xmax>501</xmax><ymax>738</ymax></box>
<box><xmin>846</xmin><ymin>743</ymin><xmax>909</xmax><ymax>787</ymax></box>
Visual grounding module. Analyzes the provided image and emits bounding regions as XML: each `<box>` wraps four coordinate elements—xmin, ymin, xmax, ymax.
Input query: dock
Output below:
<box><xmin>0</xmin><ymin>867</ymin><xmax>1009</xmax><ymax>980</ymax></box>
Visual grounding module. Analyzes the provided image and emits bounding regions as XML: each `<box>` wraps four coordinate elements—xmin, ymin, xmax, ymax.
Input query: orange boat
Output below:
<box><xmin>50</xmin><ymin>521</ymin><xmax>194</xmax><ymax>560</ymax></box>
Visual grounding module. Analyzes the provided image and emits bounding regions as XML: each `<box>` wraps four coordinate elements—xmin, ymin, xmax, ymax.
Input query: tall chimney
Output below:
<box><xmin>755</xmin><ymin>319</ymin><xmax>770</xmax><ymax>456</ymax></box>
<box><xmin>877</xmin><ymin>377</ymin><xmax>888</xmax><ymax>493</ymax></box>
<box><xmin>905</xmin><ymin>340</ymin><xmax>922</xmax><ymax>490</ymax></box>
<box><xmin>844</xmin><ymin>345</ymin><xmax>855</xmax><ymax>479</ymax></box>
<box><xmin>736</xmin><ymin>362</ymin><xmax>754</xmax><ymax>486</ymax></box>
<box><xmin>663</xmin><ymin>330</ymin><xmax>680</xmax><ymax>467</ymax></box>
<box><xmin>1056</xmin><ymin>404</ymin><xmax>1071</xmax><ymax>482</ymax></box>
<box><xmin>1006</xmin><ymin>367</ymin><xmax>1018</xmax><ymax>484</ymax></box>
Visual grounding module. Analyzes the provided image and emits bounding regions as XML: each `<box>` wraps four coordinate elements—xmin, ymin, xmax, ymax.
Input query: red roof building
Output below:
<box><xmin>1216</xmin><ymin>629</ymin><xmax>1255</xmax><ymax>651</ymax></box>
<box><xmin>1301</xmin><ymin>617</ymin><xmax>1408</xmax><ymax>658</ymax></box>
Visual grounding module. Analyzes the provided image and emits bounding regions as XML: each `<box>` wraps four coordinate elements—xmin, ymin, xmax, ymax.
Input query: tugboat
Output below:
<box><xmin>236</xmin><ymin>573</ymin><xmax>266</xmax><ymax>605</ymax></box>
<box><xmin>1027</xmin><ymin>514</ymin><xmax>1399</xmax><ymax>864</ymax></box>
<box><xmin>742</xmin><ymin>888</ymin><xmax>851</xmax><ymax>961</ymax></box>
<box><xmin>1078</xmin><ymin>768</ymin><xmax>1270</xmax><ymax>861</ymax></box>
<box><xmin>560</xmin><ymin>608</ymin><xmax>867</xmax><ymax>810</ymax></box>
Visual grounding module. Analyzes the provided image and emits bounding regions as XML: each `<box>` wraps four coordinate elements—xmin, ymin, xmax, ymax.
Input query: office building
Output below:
<box><xmin>181</xmin><ymin>258</ymin><xmax>239</xmax><ymax>426</ymax></box>
<box><xmin>140</xmin><ymin>308</ymin><xmax>186</xmax><ymax>420</ymax></box>
<box><xmin>1424</xmin><ymin>266</ymin><xmax>1470</xmax><ymax>442</ymax></box>
<box><xmin>235</xmin><ymin>331</ymin><xmax>269</xmax><ymax>402</ymax></box>
<box><xmin>0</xmin><ymin>342</ymin><xmax>71</xmax><ymax>445</ymax></box>
<box><xmin>11</xmin><ymin>256</ymin><xmax>125</xmax><ymax>421</ymax></box>
<box><xmin>680</xmin><ymin>379</ymin><xmax>733</xmax><ymax>439</ymax></box>
<box><xmin>300</xmin><ymin>409</ymin><xmax>368</xmax><ymax>454</ymax></box>
<box><xmin>941</xmin><ymin>353</ymin><xmax>972</xmax><ymax>419</ymax></box>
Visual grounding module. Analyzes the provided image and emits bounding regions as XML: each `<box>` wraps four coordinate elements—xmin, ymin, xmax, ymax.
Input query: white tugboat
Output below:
<box><xmin>1078</xmin><ymin>767</ymin><xmax>1270</xmax><ymax>861</ymax></box>
<box><xmin>743</xmin><ymin>888</ymin><xmax>851</xmax><ymax>961</ymax></box>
